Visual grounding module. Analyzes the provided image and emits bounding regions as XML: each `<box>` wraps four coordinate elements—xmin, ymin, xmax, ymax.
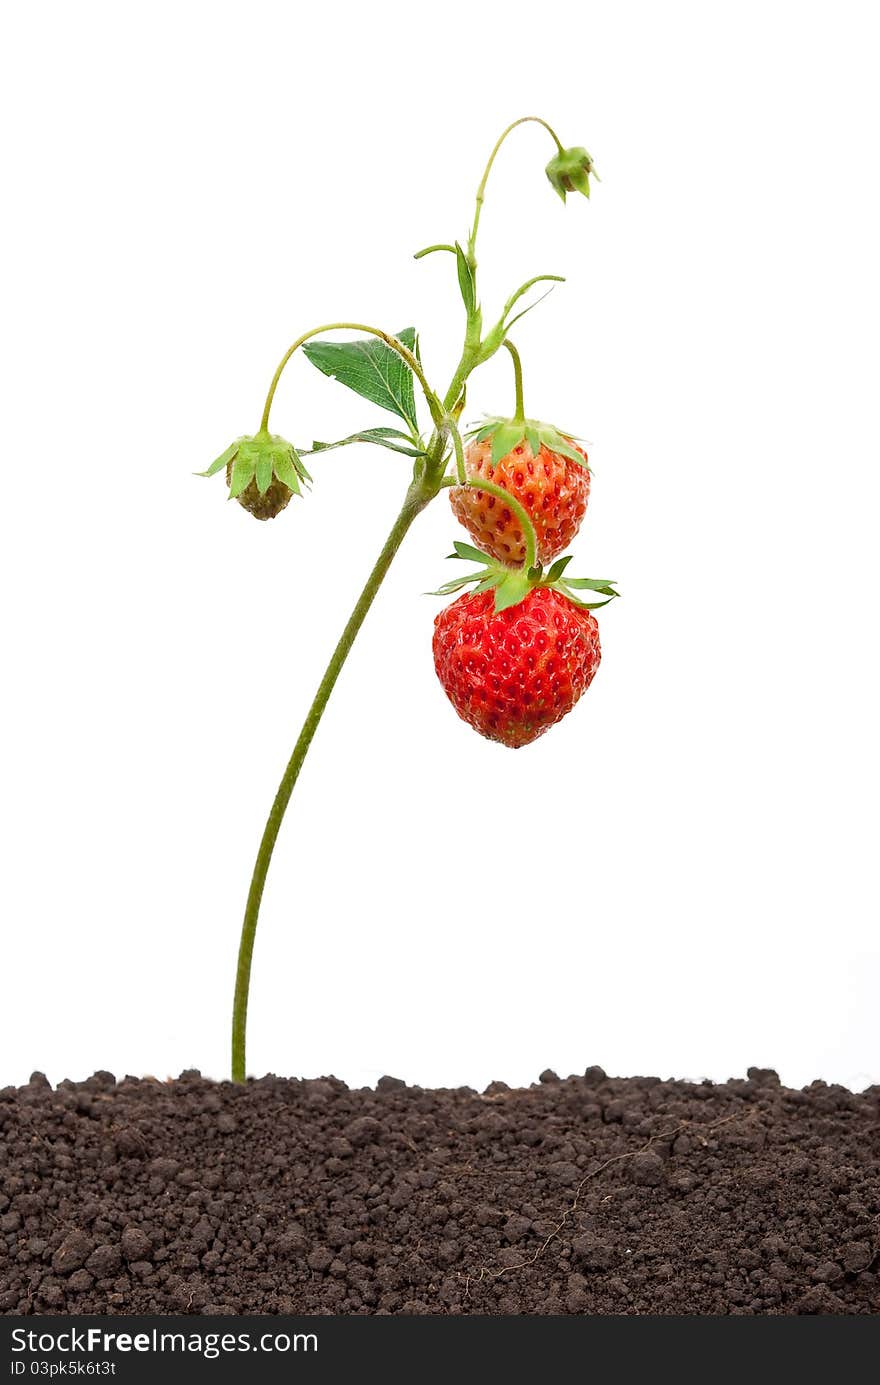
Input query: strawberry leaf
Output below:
<box><xmin>303</xmin><ymin>328</ymin><xmax>419</xmax><ymax>433</ymax></box>
<box><xmin>308</xmin><ymin>427</ymin><xmax>426</xmax><ymax>459</ymax></box>
<box><xmin>455</xmin><ymin>242</ymin><xmax>476</xmax><ymax>314</ymax></box>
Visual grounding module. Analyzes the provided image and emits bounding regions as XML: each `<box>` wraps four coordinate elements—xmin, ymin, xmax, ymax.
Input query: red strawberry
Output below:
<box><xmin>433</xmin><ymin>586</ymin><xmax>602</xmax><ymax>748</ymax></box>
<box><xmin>450</xmin><ymin>429</ymin><xmax>589</xmax><ymax>566</ymax></box>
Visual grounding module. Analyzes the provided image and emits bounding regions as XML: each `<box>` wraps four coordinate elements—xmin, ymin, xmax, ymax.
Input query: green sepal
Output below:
<box><xmin>449</xmin><ymin>540</ymin><xmax>487</xmax><ymax>564</ymax></box>
<box><xmin>492</xmin><ymin>568</ymin><xmax>533</xmax><ymax>612</ymax></box>
<box><xmin>545</xmin><ymin>555</ymin><xmax>574</xmax><ymax>583</ymax></box>
<box><xmin>227</xmin><ymin>451</ymin><xmax>256</xmax><ymax>499</ymax></box>
<box><xmin>273</xmin><ymin>451</ymin><xmax>303</xmax><ymax>495</ymax></box>
<box><xmin>198</xmin><ymin>442</ymin><xmax>239</xmax><ymax>477</ymax></box>
<box><xmin>567</xmin><ymin>165</ymin><xmax>592</xmax><ymax>198</ymax></box>
<box><xmin>200</xmin><ymin>431</ymin><xmax>311</xmax><ymax>504</ymax></box>
<box><xmin>431</xmin><ymin>542</ymin><xmax>618</xmax><ymax>615</ymax></box>
<box><xmin>490</xmin><ymin>420</ymin><xmax>529</xmax><ymax>465</ymax></box>
<box><xmin>560</xmin><ymin>576</ymin><xmax>617</xmax><ymax>594</ymax></box>
<box><xmin>545</xmin><ymin>146</ymin><xmax>599</xmax><ymax>203</ymax></box>
<box><xmin>255</xmin><ymin>452</ymin><xmax>273</xmax><ymax>496</ymax></box>
<box><xmin>465</xmin><ymin>415</ymin><xmax>590</xmax><ymax>471</ymax></box>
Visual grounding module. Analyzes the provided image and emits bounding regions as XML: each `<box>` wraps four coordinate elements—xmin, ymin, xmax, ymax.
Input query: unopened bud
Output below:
<box><xmin>544</xmin><ymin>147</ymin><xmax>599</xmax><ymax>202</ymax></box>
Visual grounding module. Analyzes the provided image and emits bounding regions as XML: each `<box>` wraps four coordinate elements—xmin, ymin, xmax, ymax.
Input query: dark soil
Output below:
<box><xmin>1</xmin><ymin>1067</ymin><xmax>878</xmax><ymax>1315</ymax></box>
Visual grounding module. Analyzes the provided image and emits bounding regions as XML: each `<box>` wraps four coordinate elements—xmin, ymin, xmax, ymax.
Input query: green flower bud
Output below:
<box><xmin>544</xmin><ymin>147</ymin><xmax>599</xmax><ymax>202</ymax></box>
<box><xmin>199</xmin><ymin>431</ymin><xmax>311</xmax><ymax>521</ymax></box>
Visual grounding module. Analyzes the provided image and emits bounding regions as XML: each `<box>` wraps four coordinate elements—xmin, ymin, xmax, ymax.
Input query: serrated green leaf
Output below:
<box><xmin>255</xmin><ymin>453</ymin><xmax>273</xmax><ymax>495</ymax></box>
<box><xmin>273</xmin><ymin>452</ymin><xmax>303</xmax><ymax>495</ymax></box>
<box><xmin>455</xmin><ymin>242</ymin><xmax>476</xmax><ymax>314</ymax></box>
<box><xmin>227</xmin><ymin>453</ymin><xmax>255</xmax><ymax>499</ymax></box>
<box><xmin>303</xmin><ymin>328</ymin><xmax>419</xmax><ymax>432</ymax></box>
<box><xmin>525</xmin><ymin>426</ymin><xmax>541</xmax><ymax>459</ymax></box>
<box><xmin>199</xmin><ymin>442</ymin><xmax>239</xmax><ymax>477</ymax></box>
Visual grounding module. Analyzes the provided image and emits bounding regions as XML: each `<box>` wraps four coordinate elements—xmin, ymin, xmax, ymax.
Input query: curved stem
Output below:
<box><xmin>231</xmin><ymin>481</ymin><xmax>433</xmax><ymax>1082</ymax></box>
<box><xmin>500</xmin><ymin>274</ymin><xmax>565</xmax><ymax>327</ymax></box>
<box><xmin>260</xmin><ymin>322</ymin><xmax>442</xmax><ymax>433</ymax></box>
<box><xmin>468</xmin><ymin>116</ymin><xmax>564</xmax><ymax>265</ymax></box>
<box><xmin>503</xmin><ymin>339</ymin><xmax>525</xmax><ymax>423</ymax></box>
<box><xmin>465</xmin><ymin>476</ymin><xmax>538</xmax><ymax>572</ymax></box>
<box><xmin>414</xmin><ymin>243</ymin><xmax>456</xmax><ymax>260</ymax></box>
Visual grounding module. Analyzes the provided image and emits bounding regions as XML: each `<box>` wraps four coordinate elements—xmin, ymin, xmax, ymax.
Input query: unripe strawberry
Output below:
<box><xmin>225</xmin><ymin>463</ymin><xmax>294</xmax><ymax>521</ymax></box>
<box><xmin>450</xmin><ymin>428</ymin><xmax>590</xmax><ymax>566</ymax></box>
<box><xmin>199</xmin><ymin>431</ymin><xmax>311</xmax><ymax>520</ymax></box>
<box><xmin>433</xmin><ymin>586</ymin><xmax>602</xmax><ymax>748</ymax></box>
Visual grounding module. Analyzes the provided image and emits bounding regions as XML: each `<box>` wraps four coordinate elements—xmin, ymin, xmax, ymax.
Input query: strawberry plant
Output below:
<box><xmin>200</xmin><ymin>117</ymin><xmax>616</xmax><ymax>1082</ymax></box>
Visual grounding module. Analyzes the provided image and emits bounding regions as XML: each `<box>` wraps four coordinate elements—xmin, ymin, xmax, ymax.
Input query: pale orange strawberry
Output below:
<box><xmin>450</xmin><ymin>427</ymin><xmax>589</xmax><ymax>566</ymax></box>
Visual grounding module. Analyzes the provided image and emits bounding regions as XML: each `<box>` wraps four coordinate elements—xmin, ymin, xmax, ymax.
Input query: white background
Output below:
<box><xmin>1</xmin><ymin>1</ymin><xmax>878</xmax><ymax>1093</ymax></box>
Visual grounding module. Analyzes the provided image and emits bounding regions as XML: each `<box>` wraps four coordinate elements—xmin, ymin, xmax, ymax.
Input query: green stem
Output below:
<box><xmin>413</xmin><ymin>243</ymin><xmax>456</xmax><ymax>259</ymax></box>
<box><xmin>467</xmin><ymin>116</ymin><xmax>564</xmax><ymax>266</ymax></box>
<box><xmin>231</xmin><ymin>480</ymin><xmax>433</xmax><ymax>1082</ymax></box>
<box><xmin>503</xmin><ymin>339</ymin><xmax>525</xmax><ymax>422</ymax></box>
<box><xmin>469</xmin><ymin>476</ymin><xmax>538</xmax><ymax>571</ymax></box>
<box><xmin>498</xmin><ymin>274</ymin><xmax>565</xmax><ymax>332</ymax></box>
<box><xmin>260</xmin><ymin>322</ymin><xmax>442</xmax><ymax>434</ymax></box>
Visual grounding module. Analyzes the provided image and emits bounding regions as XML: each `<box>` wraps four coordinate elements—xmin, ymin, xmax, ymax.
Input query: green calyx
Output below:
<box><xmin>468</xmin><ymin>415</ymin><xmax>589</xmax><ymax>470</ymax></box>
<box><xmin>545</xmin><ymin>146</ymin><xmax>599</xmax><ymax>202</ymax></box>
<box><xmin>434</xmin><ymin>541</ymin><xmax>618</xmax><ymax>615</ymax></box>
<box><xmin>199</xmin><ymin>431</ymin><xmax>312</xmax><ymax>517</ymax></box>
